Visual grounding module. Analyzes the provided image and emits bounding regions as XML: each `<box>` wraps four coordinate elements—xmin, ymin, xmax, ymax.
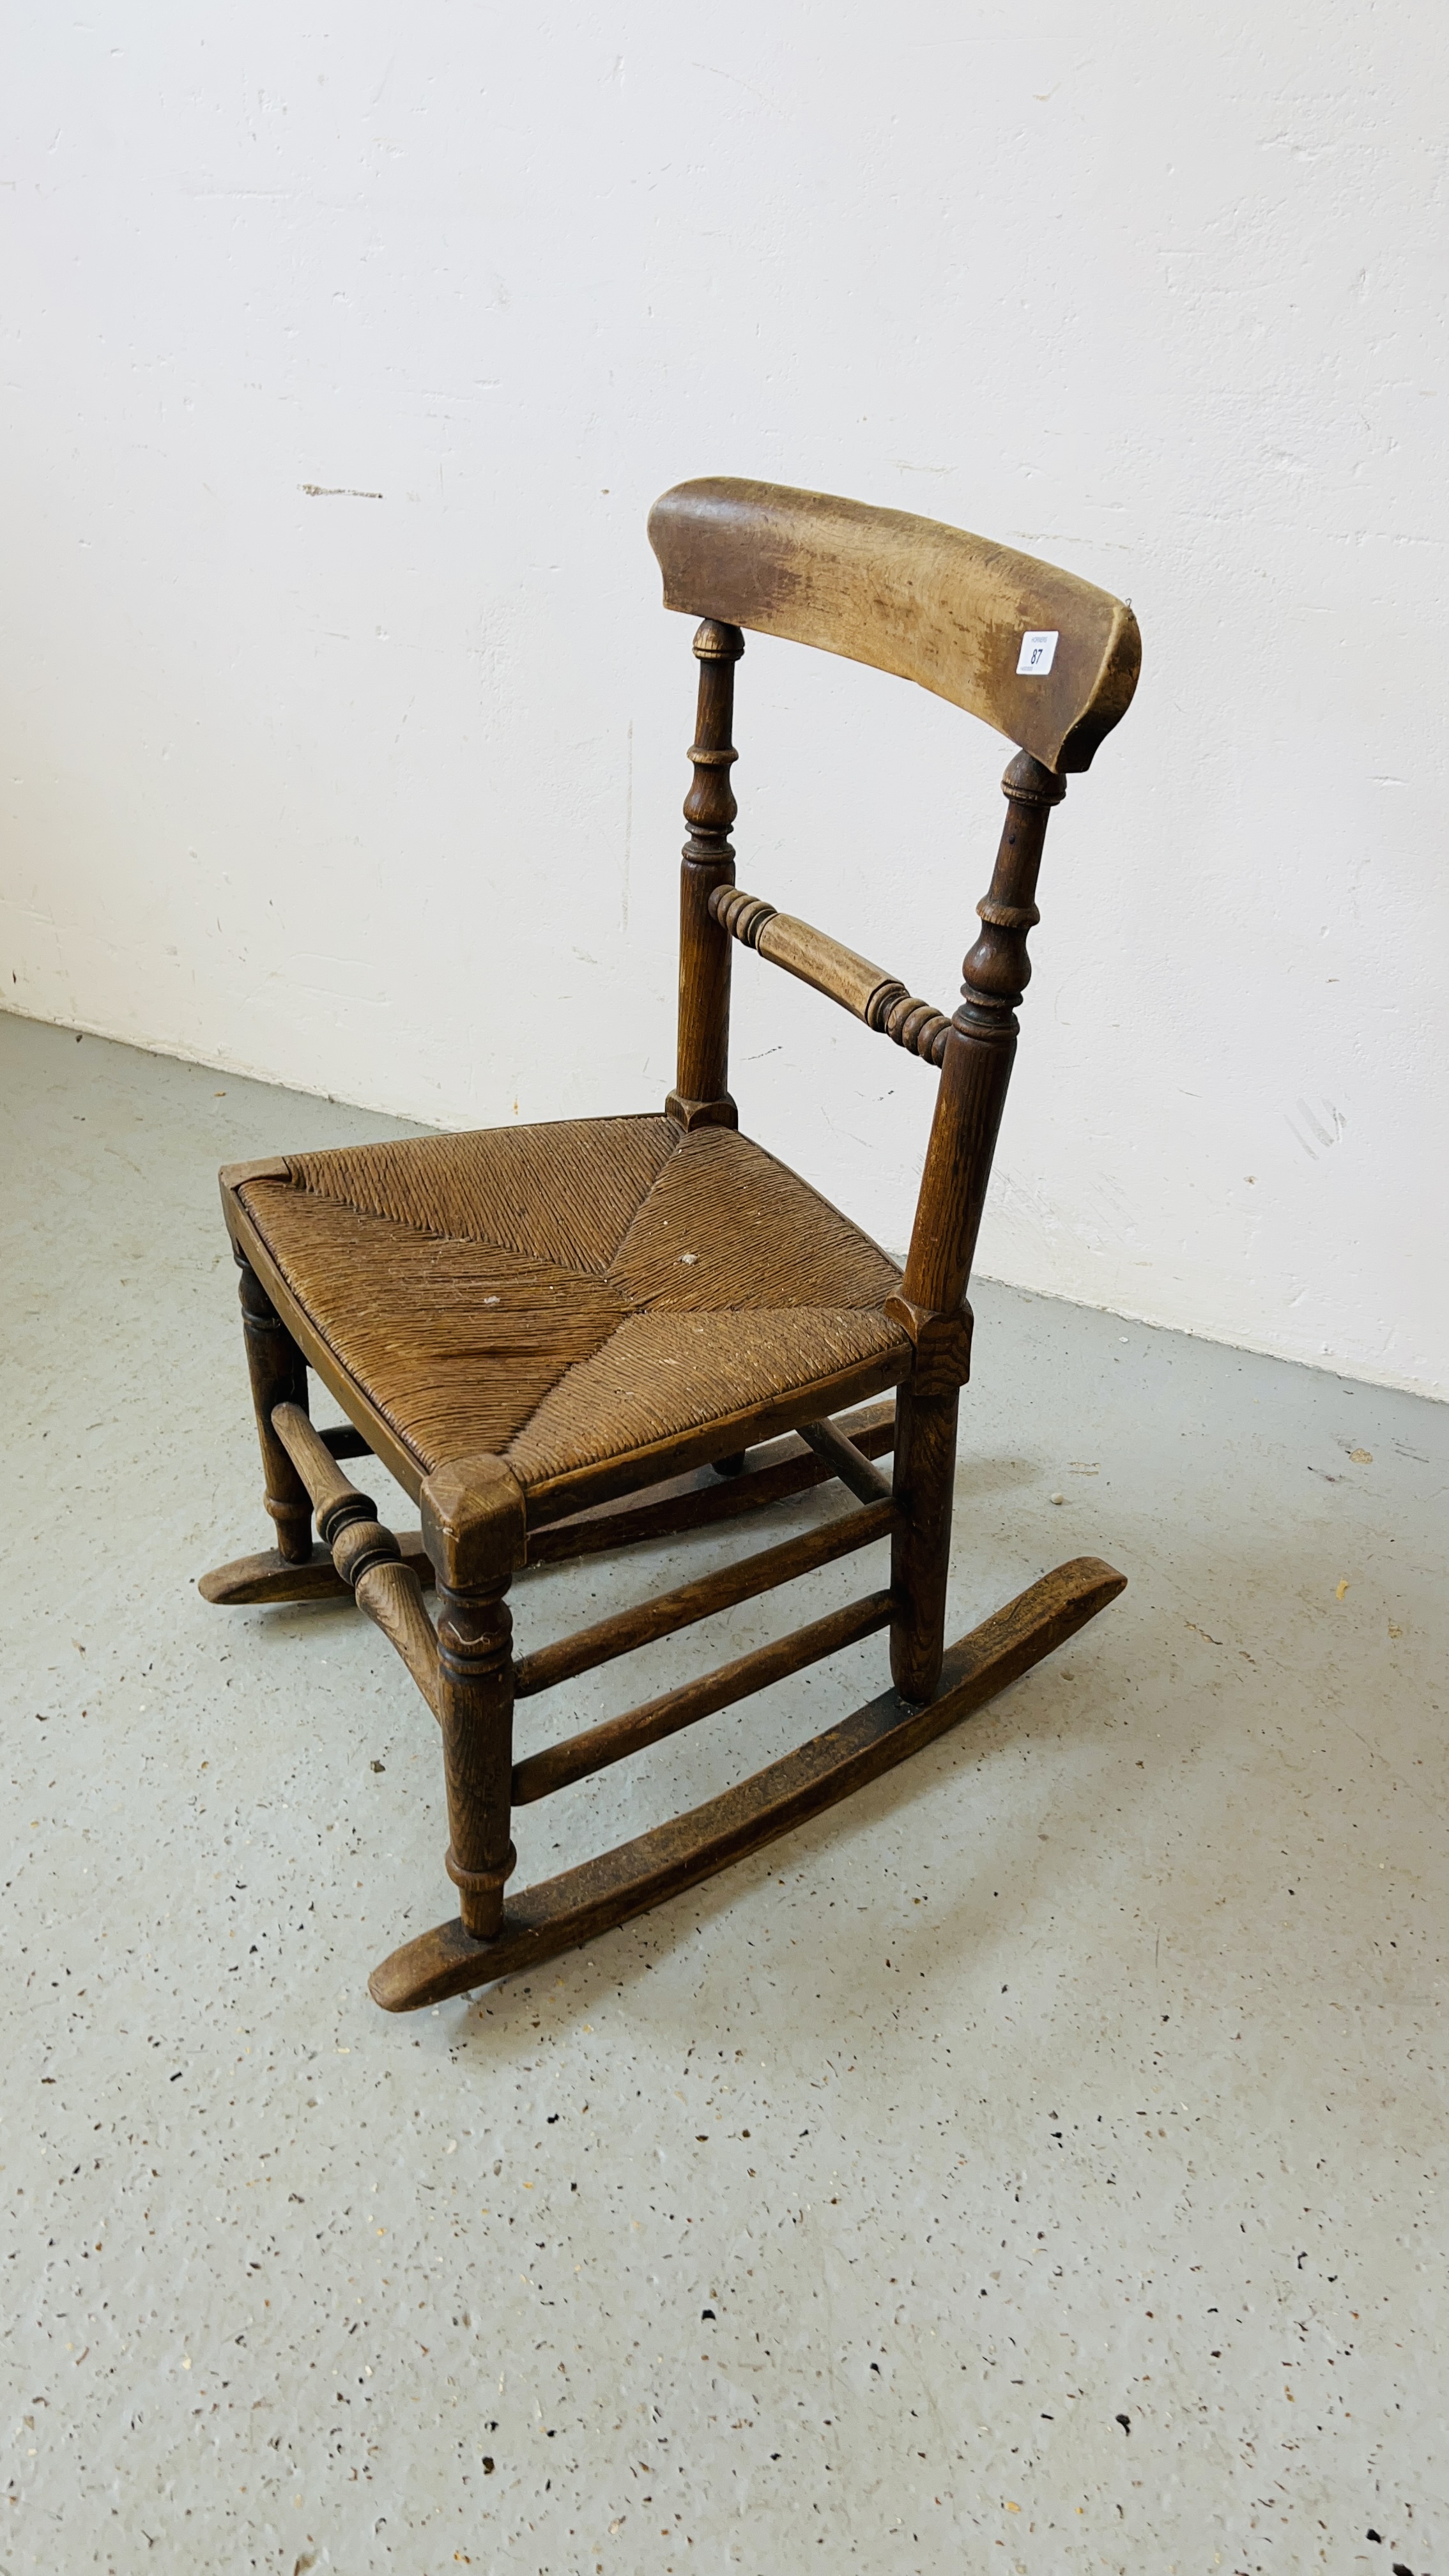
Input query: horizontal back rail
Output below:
<box><xmin>649</xmin><ymin>479</ymin><xmax>1140</xmax><ymax>772</ymax></box>
<box><xmin>710</xmin><ymin>883</ymin><xmax>952</xmax><ymax>1065</ymax></box>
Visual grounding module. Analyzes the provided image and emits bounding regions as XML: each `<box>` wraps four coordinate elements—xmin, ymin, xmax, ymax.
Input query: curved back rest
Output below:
<box><xmin>648</xmin><ymin>477</ymin><xmax>1140</xmax><ymax>772</ymax></box>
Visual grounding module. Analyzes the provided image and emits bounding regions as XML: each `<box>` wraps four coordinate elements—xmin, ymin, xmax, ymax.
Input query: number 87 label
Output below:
<box><xmin>1016</xmin><ymin>630</ymin><xmax>1059</xmax><ymax>676</ymax></box>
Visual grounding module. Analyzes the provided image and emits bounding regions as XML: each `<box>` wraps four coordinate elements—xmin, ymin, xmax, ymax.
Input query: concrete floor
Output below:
<box><xmin>1</xmin><ymin>1008</ymin><xmax>1445</xmax><ymax>2576</ymax></box>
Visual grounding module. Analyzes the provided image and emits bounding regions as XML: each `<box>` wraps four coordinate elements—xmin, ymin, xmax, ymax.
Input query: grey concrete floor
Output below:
<box><xmin>2</xmin><ymin>1008</ymin><xmax>1445</xmax><ymax>2576</ymax></box>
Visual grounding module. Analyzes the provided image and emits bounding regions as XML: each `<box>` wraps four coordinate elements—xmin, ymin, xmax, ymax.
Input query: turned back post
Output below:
<box><xmin>665</xmin><ymin>617</ymin><xmax>745</xmax><ymax>1133</ymax></box>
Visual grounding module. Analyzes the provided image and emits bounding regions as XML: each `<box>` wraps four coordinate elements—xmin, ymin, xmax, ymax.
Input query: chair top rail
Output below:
<box><xmin>648</xmin><ymin>477</ymin><xmax>1140</xmax><ymax>773</ymax></box>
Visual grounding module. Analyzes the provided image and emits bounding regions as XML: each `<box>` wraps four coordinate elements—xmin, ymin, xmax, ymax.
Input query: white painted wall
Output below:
<box><xmin>4</xmin><ymin>3</ymin><xmax>1445</xmax><ymax>1397</ymax></box>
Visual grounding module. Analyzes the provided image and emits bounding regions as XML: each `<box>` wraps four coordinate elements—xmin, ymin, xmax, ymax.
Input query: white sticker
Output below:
<box><xmin>1016</xmin><ymin>629</ymin><xmax>1059</xmax><ymax>676</ymax></box>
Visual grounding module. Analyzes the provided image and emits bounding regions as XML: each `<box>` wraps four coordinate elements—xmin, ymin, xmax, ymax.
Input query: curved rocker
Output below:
<box><xmin>369</xmin><ymin>1556</ymin><xmax>1124</xmax><ymax>2012</ymax></box>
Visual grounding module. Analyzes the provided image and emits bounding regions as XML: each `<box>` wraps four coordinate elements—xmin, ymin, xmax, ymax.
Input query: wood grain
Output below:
<box><xmin>649</xmin><ymin>479</ymin><xmax>1140</xmax><ymax>772</ymax></box>
<box><xmin>353</xmin><ymin>1558</ymin><xmax>440</xmax><ymax>1716</ymax></box>
<box><xmin>436</xmin><ymin>1575</ymin><xmax>516</xmax><ymax>1940</ymax></box>
<box><xmin>236</xmin><ymin>1255</ymin><xmax>313</xmax><ymax>1562</ymax></box>
<box><xmin>270</xmin><ymin>1397</ymin><xmax>369</xmax><ymax>1533</ymax></box>
<box><xmin>267</xmin><ymin>1398</ymin><xmax>444</xmax><ymax>1715</ymax></box>
<box><xmin>901</xmin><ymin>753</ymin><xmax>1062</xmax><ymax>1320</ymax></box>
<box><xmin>710</xmin><ymin>885</ymin><xmax>953</xmax><ymax>1064</ymax></box>
<box><xmin>370</xmin><ymin>1555</ymin><xmax>1128</xmax><ymax>2009</ymax></box>
<box><xmin>525</xmin><ymin>1402</ymin><xmax>895</xmax><ymax>1562</ymax></box>
<box><xmin>201</xmin><ymin>1407</ymin><xmax>898</xmax><ymax>1596</ymax></box>
<box><xmin>511</xmin><ymin>1588</ymin><xmax>894</xmax><ymax>1806</ymax></box>
<box><xmin>667</xmin><ymin>618</ymin><xmax>744</xmax><ymax>1129</ymax></box>
<box><xmin>797</xmin><ymin>1415</ymin><xmax>893</xmax><ymax>1505</ymax></box>
<box><xmin>888</xmin><ymin>1374</ymin><xmax>960</xmax><ymax>1701</ymax></box>
<box><xmin>514</xmin><ymin>1497</ymin><xmax>897</xmax><ymax>1699</ymax></box>
<box><xmin>885</xmin><ymin>752</ymin><xmax>1064</xmax><ymax>1695</ymax></box>
<box><xmin>197</xmin><ymin>1534</ymin><xmax>433</xmax><ymax>1606</ymax></box>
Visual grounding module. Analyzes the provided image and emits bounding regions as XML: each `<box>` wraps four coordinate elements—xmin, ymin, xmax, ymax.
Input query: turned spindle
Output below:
<box><xmin>890</xmin><ymin>751</ymin><xmax>1066</xmax><ymax>1699</ymax></box>
<box><xmin>236</xmin><ymin>1253</ymin><xmax>314</xmax><ymax>1563</ymax></box>
<box><xmin>436</xmin><ymin>1584</ymin><xmax>516</xmax><ymax>1940</ymax></box>
<box><xmin>902</xmin><ymin>750</ymin><xmax>1065</xmax><ymax>1319</ymax></box>
<box><xmin>666</xmin><ymin>618</ymin><xmax>744</xmax><ymax>1130</ymax></box>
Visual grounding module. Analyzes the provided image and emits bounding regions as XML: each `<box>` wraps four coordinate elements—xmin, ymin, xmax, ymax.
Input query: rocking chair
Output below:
<box><xmin>199</xmin><ymin>478</ymin><xmax>1142</xmax><ymax>2012</ymax></box>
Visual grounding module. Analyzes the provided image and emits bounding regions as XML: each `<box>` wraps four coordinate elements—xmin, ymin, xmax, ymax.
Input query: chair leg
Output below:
<box><xmin>888</xmin><ymin>1377</ymin><xmax>960</xmax><ymax>1702</ymax></box>
<box><xmin>437</xmin><ymin>1574</ymin><xmax>517</xmax><ymax>1940</ymax></box>
<box><xmin>235</xmin><ymin>1253</ymin><xmax>314</xmax><ymax>1565</ymax></box>
<box><xmin>408</xmin><ymin>1454</ymin><xmax>528</xmax><ymax>1951</ymax></box>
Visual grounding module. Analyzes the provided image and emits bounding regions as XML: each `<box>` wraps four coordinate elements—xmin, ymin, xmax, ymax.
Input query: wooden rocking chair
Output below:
<box><xmin>199</xmin><ymin>478</ymin><xmax>1142</xmax><ymax>2012</ymax></box>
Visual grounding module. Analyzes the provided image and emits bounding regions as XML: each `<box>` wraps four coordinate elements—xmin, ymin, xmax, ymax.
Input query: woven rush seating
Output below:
<box><xmin>233</xmin><ymin>1114</ymin><xmax>908</xmax><ymax>1499</ymax></box>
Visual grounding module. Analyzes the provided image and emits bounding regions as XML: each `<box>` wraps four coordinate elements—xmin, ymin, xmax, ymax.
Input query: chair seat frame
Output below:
<box><xmin>199</xmin><ymin>480</ymin><xmax>1140</xmax><ymax>2011</ymax></box>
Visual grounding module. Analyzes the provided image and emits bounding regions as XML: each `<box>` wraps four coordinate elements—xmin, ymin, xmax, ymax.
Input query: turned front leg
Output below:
<box><xmin>889</xmin><ymin>1383</ymin><xmax>959</xmax><ymax>1701</ymax></box>
<box><xmin>421</xmin><ymin>1453</ymin><xmax>528</xmax><ymax>1945</ymax></box>
<box><xmin>885</xmin><ymin>1307</ymin><xmax>974</xmax><ymax>1707</ymax></box>
<box><xmin>236</xmin><ymin>1253</ymin><xmax>313</xmax><ymax>1563</ymax></box>
<box><xmin>437</xmin><ymin>1581</ymin><xmax>516</xmax><ymax>1939</ymax></box>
